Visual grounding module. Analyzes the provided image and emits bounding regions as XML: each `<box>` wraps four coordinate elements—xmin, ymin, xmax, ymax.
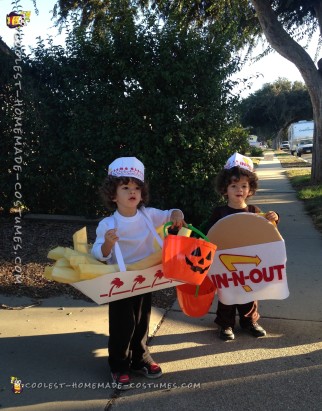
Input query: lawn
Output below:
<box><xmin>275</xmin><ymin>152</ymin><xmax>322</xmax><ymax>233</ymax></box>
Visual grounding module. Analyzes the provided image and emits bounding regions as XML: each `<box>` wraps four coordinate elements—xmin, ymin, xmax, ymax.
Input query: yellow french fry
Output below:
<box><xmin>69</xmin><ymin>256</ymin><xmax>88</xmax><ymax>269</ymax></box>
<box><xmin>69</xmin><ymin>255</ymin><xmax>104</xmax><ymax>268</ymax></box>
<box><xmin>44</xmin><ymin>266</ymin><xmax>54</xmax><ymax>280</ymax></box>
<box><xmin>47</xmin><ymin>227</ymin><xmax>163</xmax><ymax>284</ymax></box>
<box><xmin>77</xmin><ymin>250</ymin><xmax>162</xmax><ymax>280</ymax></box>
<box><xmin>64</xmin><ymin>247</ymin><xmax>85</xmax><ymax>258</ymax></box>
<box><xmin>178</xmin><ymin>226</ymin><xmax>192</xmax><ymax>237</ymax></box>
<box><xmin>127</xmin><ymin>250</ymin><xmax>162</xmax><ymax>270</ymax></box>
<box><xmin>77</xmin><ymin>263</ymin><xmax>119</xmax><ymax>280</ymax></box>
<box><xmin>63</xmin><ymin>247</ymin><xmax>99</xmax><ymax>264</ymax></box>
<box><xmin>47</xmin><ymin>246</ymin><xmax>66</xmax><ymax>260</ymax></box>
<box><xmin>55</xmin><ymin>258</ymin><xmax>71</xmax><ymax>267</ymax></box>
<box><xmin>52</xmin><ymin>266</ymin><xmax>80</xmax><ymax>283</ymax></box>
<box><xmin>73</xmin><ymin>227</ymin><xmax>89</xmax><ymax>254</ymax></box>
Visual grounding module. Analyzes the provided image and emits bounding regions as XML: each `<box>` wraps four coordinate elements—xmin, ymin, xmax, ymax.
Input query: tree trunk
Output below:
<box><xmin>251</xmin><ymin>0</ymin><xmax>322</xmax><ymax>183</ymax></box>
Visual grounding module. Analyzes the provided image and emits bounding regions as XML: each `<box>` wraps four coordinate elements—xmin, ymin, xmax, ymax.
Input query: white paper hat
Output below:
<box><xmin>224</xmin><ymin>152</ymin><xmax>254</xmax><ymax>172</ymax></box>
<box><xmin>108</xmin><ymin>157</ymin><xmax>144</xmax><ymax>182</ymax></box>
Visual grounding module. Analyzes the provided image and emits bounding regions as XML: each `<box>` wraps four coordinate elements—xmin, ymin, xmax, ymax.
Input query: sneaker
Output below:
<box><xmin>131</xmin><ymin>362</ymin><xmax>163</xmax><ymax>379</ymax></box>
<box><xmin>220</xmin><ymin>327</ymin><xmax>235</xmax><ymax>341</ymax></box>
<box><xmin>111</xmin><ymin>372</ymin><xmax>131</xmax><ymax>390</ymax></box>
<box><xmin>241</xmin><ymin>322</ymin><xmax>267</xmax><ymax>337</ymax></box>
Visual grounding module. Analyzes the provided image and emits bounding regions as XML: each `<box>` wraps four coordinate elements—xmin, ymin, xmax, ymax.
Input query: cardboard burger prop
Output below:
<box><xmin>207</xmin><ymin>213</ymin><xmax>289</xmax><ymax>305</ymax></box>
<box><xmin>204</xmin><ymin>153</ymin><xmax>289</xmax><ymax>305</ymax></box>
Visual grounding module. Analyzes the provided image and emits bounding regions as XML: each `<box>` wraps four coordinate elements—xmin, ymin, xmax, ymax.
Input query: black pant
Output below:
<box><xmin>108</xmin><ymin>293</ymin><xmax>153</xmax><ymax>373</ymax></box>
<box><xmin>215</xmin><ymin>300</ymin><xmax>260</xmax><ymax>328</ymax></box>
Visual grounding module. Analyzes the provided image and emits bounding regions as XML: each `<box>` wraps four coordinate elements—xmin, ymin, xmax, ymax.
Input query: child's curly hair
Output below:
<box><xmin>215</xmin><ymin>166</ymin><xmax>258</xmax><ymax>197</ymax></box>
<box><xmin>100</xmin><ymin>176</ymin><xmax>149</xmax><ymax>212</ymax></box>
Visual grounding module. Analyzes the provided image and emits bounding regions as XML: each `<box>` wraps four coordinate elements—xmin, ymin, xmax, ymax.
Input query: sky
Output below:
<box><xmin>1</xmin><ymin>0</ymin><xmax>318</xmax><ymax>98</ymax></box>
<box><xmin>1</xmin><ymin>0</ymin><xmax>65</xmax><ymax>50</ymax></box>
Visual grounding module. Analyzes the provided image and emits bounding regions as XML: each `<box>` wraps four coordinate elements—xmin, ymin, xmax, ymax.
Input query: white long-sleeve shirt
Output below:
<box><xmin>91</xmin><ymin>207</ymin><xmax>177</xmax><ymax>264</ymax></box>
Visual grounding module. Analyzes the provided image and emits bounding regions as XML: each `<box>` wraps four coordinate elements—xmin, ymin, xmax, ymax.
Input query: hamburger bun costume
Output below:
<box><xmin>205</xmin><ymin>153</ymin><xmax>287</xmax><ymax>341</ymax></box>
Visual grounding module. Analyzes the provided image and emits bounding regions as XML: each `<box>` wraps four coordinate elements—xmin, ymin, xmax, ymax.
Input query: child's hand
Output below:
<box><xmin>101</xmin><ymin>229</ymin><xmax>119</xmax><ymax>258</ymax></box>
<box><xmin>170</xmin><ymin>210</ymin><xmax>185</xmax><ymax>230</ymax></box>
<box><xmin>104</xmin><ymin>229</ymin><xmax>119</xmax><ymax>246</ymax></box>
<box><xmin>265</xmin><ymin>211</ymin><xmax>279</xmax><ymax>223</ymax></box>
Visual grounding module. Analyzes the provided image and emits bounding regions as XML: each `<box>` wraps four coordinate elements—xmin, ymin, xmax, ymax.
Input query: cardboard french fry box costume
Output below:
<box><xmin>72</xmin><ymin>262</ymin><xmax>181</xmax><ymax>305</ymax></box>
<box><xmin>207</xmin><ymin>213</ymin><xmax>289</xmax><ymax>305</ymax></box>
<box><xmin>44</xmin><ymin>223</ymin><xmax>215</xmax><ymax>305</ymax></box>
<box><xmin>45</xmin><ymin>226</ymin><xmax>187</xmax><ymax>305</ymax></box>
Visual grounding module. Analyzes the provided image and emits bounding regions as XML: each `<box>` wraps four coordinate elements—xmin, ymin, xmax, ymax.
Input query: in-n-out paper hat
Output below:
<box><xmin>108</xmin><ymin>157</ymin><xmax>145</xmax><ymax>182</ymax></box>
<box><xmin>224</xmin><ymin>152</ymin><xmax>254</xmax><ymax>172</ymax></box>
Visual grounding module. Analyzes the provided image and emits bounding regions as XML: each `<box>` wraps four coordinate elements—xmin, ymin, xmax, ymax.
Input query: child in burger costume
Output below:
<box><xmin>204</xmin><ymin>153</ymin><xmax>279</xmax><ymax>341</ymax></box>
<box><xmin>92</xmin><ymin>157</ymin><xmax>184</xmax><ymax>389</ymax></box>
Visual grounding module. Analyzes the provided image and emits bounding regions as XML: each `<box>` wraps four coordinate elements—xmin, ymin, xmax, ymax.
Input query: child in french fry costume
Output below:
<box><xmin>204</xmin><ymin>153</ymin><xmax>279</xmax><ymax>342</ymax></box>
<box><xmin>91</xmin><ymin>157</ymin><xmax>184</xmax><ymax>390</ymax></box>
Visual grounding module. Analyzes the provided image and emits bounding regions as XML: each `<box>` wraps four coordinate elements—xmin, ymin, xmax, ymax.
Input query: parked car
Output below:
<box><xmin>296</xmin><ymin>140</ymin><xmax>313</xmax><ymax>157</ymax></box>
<box><xmin>288</xmin><ymin>120</ymin><xmax>314</xmax><ymax>155</ymax></box>
<box><xmin>280</xmin><ymin>141</ymin><xmax>290</xmax><ymax>150</ymax></box>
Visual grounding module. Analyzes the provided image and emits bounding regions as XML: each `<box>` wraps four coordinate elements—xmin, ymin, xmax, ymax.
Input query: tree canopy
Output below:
<box><xmin>52</xmin><ymin>0</ymin><xmax>322</xmax><ymax>183</ymax></box>
<box><xmin>1</xmin><ymin>5</ymin><xmax>247</xmax><ymax>224</ymax></box>
<box><xmin>240</xmin><ymin>78</ymin><xmax>312</xmax><ymax>143</ymax></box>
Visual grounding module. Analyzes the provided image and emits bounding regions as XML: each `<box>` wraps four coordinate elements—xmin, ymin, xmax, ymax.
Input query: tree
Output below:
<box><xmin>240</xmin><ymin>78</ymin><xmax>313</xmax><ymax>144</ymax></box>
<box><xmin>150</xmin><ymin>0</ymin><xmax>322</xmax><ymax>180</ymax></box>
<box><xmin>0</xmin><ymin>39</ymin><xmax>16</xmax><ymax>213</ymax></box>
<box><xmin>1</xmin><ymin>5</ymin><xmax>247</xmax><ymax>223</ymax></box>
<box><xmin>251</xmin><ymin>0</ymin><xmax>322</xmax><ymax>182</ymax></box>
<box><xmin>53</xmin><ymin>0</ymin><xmax>322</xmax><ymax>183</ymax></box>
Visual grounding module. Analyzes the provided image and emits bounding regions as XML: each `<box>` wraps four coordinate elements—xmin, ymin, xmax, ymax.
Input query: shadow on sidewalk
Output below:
<box><xmin>1</xmin><ymin>331</ymin><xmax>110</xmax><ymax>409</ymax></box>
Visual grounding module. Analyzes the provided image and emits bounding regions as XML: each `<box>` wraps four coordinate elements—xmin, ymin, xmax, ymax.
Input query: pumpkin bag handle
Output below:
<box><xmin>163</xmin><ymin>222</ymin><xmax>210</xmax><ymax>242</ymax></box>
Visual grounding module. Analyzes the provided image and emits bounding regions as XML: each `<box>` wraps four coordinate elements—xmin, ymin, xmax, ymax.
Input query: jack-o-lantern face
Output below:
<box><xmin>185</xmin><ymin>247</ymin><xmax>212</xmax><ymax>274</ymax></box>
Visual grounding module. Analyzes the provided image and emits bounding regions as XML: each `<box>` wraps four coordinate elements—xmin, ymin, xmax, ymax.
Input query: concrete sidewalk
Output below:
<box><xmin>0</xmin><ymin>297</ymin><xmax>165</xmax><ymax>411</ymax></box>
<box><xmin>1</xmin><ymin>153</ymin><xmax>322</xmax><ymax>410</ymax></box>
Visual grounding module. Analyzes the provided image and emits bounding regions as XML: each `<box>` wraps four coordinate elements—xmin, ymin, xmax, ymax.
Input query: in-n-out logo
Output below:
<box><xmin>209</xmin><ymin>242</ymin><xmax>289</xmax><ymax>305</ymax></box>
<box><xmin>212</xmin><ymin>253</ymin><xmax>285</xmax><ymax>292</ymax></box>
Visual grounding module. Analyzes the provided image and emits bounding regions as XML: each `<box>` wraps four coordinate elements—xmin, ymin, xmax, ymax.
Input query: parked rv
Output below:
<box><xmin>287</xmin><ymin>120</ymin><xmax>314</xmax><ymax>155</ymax></box>
<box><xmin>248</xmin><ymin>135</ymin><xmax>261</xmax><ymax>148</ymax></box>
